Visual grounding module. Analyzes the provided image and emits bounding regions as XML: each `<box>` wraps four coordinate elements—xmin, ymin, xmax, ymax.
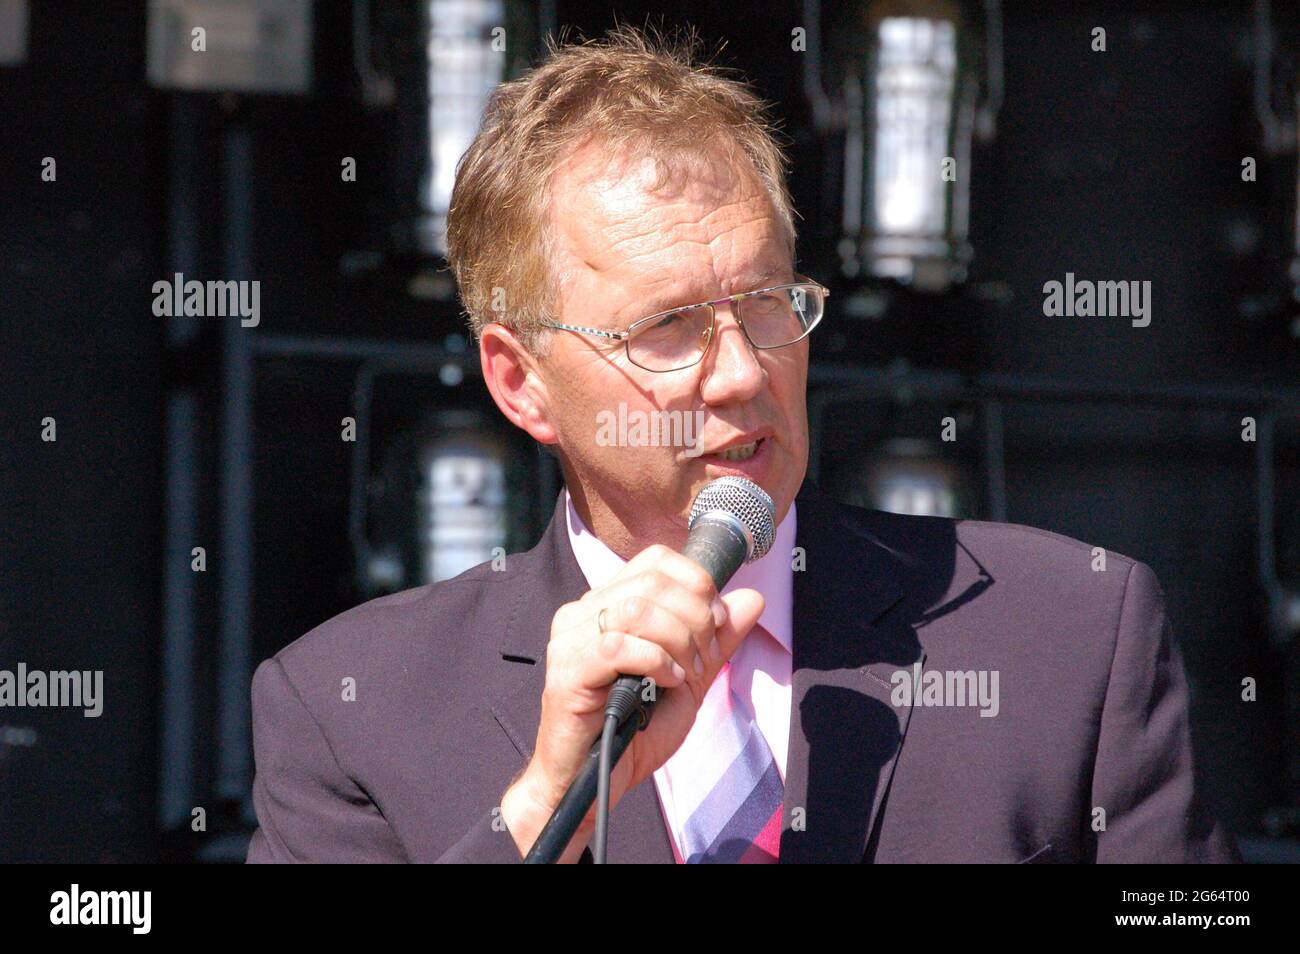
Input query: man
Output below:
<box><xmin>246</xmin><ymin>27</ymin><xmax>1237</xmax><ymax>863</ymax></box>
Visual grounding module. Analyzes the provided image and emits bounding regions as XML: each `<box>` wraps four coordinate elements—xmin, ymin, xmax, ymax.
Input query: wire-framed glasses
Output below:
<box><xmin>540</xmin><ymin>273</ymin><xmax>829</xmax><ymax>372</ymax></box>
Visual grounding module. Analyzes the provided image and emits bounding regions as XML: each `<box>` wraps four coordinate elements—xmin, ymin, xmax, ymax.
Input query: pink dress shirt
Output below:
<box><xmin>564</xmin><ymin>490</ymin><xmax>795</xmax><ymax>859</ymax></box>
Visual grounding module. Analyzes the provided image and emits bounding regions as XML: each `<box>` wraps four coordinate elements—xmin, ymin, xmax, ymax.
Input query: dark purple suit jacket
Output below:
<box><xmin>246</xmin><ymin>482</ymin><xmax>1238</xmax><ymax>863</ymax></box>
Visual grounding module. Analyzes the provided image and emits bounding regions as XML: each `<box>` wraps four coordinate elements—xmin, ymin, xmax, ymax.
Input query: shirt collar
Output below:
<box><xmin>563</xmin><ymin>488</ymin><xmax>795</xmax><ymax>654</ymax></box>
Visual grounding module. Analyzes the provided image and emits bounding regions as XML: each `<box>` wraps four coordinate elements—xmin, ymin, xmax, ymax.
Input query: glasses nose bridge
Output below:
<box><xmin>700</xmin><ymin>296</ymin><xmax>763</xmax><ymax>372</ymax></box>
<box><xmin>706</xmin><ymin>295</ymin><xmax>754</xmax><ymax>348</ymax></box>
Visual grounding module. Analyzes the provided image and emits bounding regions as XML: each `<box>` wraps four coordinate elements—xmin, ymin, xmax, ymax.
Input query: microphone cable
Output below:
<box><xmin>593</xmin><ymin>714</ymin><xmax>618</xmax><ymax>863</ymax></box>
<box><xmin>593</xmin><ymin>674</ymin><xmax>651</xmax><ymax>863</ymax></box>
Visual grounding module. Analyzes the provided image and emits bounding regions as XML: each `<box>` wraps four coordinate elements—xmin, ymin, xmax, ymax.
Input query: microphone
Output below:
<box><xmin>683</xmin><ymin>475</ymin><xmax>778</xmax><ymax>584</ymax></box>
<box><xmin>603</xmin><ymin>477</ymin><xmax>776</xmax><ymax>725</ymax></box>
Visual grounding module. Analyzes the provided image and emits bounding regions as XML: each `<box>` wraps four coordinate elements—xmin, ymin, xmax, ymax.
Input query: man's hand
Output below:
<box><xmin>499</xmin><ymin>543</ymin><xmax>765</xmax><ymax>861</ymax></box>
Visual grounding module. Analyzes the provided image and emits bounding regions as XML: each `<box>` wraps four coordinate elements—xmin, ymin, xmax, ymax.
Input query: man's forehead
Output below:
<box><xmin>557</xmin><ymin>137</ymin><xmax>737</xmax><ymax>194</ymax></box>
<box><xmin>548</xmin><ymin>142</ymin><xmax>789</xmax><ymax>316</ymax></box>
<box><xmin>561</xmin><ymin>246</ymin><xmax>792</xmax><ymax>320</ymax></box>
<box><xmin>552</xmin><ymin>140</ymin><xmax>770</xmax><ymax>241</ymax></box>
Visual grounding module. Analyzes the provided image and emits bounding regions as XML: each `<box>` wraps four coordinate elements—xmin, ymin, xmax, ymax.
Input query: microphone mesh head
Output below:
<box><xmin>688</xmin><ymin>477</ymin><xmax>776</xmax><ymax>562</ymax></box>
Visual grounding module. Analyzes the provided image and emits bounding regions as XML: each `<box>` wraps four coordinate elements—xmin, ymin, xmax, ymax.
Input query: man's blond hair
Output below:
<box><xmin>445</xmin><ymin>23</ymin><xmax>798</xmax><ymax>351</ymax></box>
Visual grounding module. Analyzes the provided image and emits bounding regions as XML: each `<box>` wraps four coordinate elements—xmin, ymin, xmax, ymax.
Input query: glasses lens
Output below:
<box><xmin>629</xmin><ymin>306</ymin><xmax>713</xmax><ymax>371</ymax></box>
<box><xmin>738</xmin><ymin>284</ymin><xmax>823</xmax><ymax>348</ymax></box>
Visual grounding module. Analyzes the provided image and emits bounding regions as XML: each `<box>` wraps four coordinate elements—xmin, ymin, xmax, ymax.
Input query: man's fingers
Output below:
<box><xmin>618</xmin><ymin>545</ymin><xmax>716</xmax><ymax>600</ymax></box>
<box><xmin>588</xmin><ymin>627</ymin><xmax>691</xmax><ymax>692</ymax></box>
<box><xmin>597</xmin><ymin>594</ymin><xmax>708</xmax><ymax>681</ymax></box>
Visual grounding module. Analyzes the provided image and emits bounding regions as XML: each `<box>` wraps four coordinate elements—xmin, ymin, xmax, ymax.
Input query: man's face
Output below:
<box><xmin>533</xmin><ymin>140</ymin><xmax>809</xmax><ymax>556</ymax></box>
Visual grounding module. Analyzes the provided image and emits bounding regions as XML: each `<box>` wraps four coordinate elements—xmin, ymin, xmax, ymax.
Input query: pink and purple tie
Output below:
<box><xmin>668</xmin><ymin>654</ymin><xmax>784</xmax><ymax>863</ymax></box>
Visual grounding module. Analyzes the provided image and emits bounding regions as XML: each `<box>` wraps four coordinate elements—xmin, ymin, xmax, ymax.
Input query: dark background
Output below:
<box><xmin>1</xmin><ymin>0</ymin><xmax>1297</xmax><ymax>862</ymax></box>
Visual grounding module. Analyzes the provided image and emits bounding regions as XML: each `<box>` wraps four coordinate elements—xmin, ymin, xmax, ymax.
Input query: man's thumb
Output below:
<box><xmin>716</xmin><ymin>588</ymin><xmax>765</xmax><ymax>663</ymax></box>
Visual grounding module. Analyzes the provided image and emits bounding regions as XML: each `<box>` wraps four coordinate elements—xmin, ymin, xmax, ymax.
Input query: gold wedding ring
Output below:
<box><xmin>597</xmin><ymin>607</ymin><xmax>608</xmax><ymax>634</ymax></box>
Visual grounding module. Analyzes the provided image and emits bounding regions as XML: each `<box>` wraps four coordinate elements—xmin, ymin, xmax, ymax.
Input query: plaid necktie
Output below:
<box><xmin>665</xmin><ymin>629</ymin><xmax>784</xmax><ymax>863</ymax></box>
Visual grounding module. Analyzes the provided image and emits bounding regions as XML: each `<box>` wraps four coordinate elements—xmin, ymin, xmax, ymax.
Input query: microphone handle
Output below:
<box><xmin>680</xmin><ymin>514</ymin><xmax>750</xmax><ymax>591</ymax></box>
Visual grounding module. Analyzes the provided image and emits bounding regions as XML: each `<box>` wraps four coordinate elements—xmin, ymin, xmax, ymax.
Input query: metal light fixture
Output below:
<box><xmin>352</xmin><ymin>0</ymin><xmax>548</xmax><ymax>265</ymax></box>
<box><xmin>355</xmin><ymin>391</ymin><xmax>517</xmax><ymax>595</ymax></box>
<box><xmin>146</xmin><ymin>0</ymin><xmax>312</xmax><ymax>94</ymax></box>
<box><xmin>0</xmin><ymin>0</ymin><xmax>28</xmax><ymax>66</ymax></box>
<box><xmin>804</xmin><ymin>0</ymin><xmax>1002</xmax><ymax>292</ymax></box>
<box><xmin>417</xmin><ymin>413</ymin><xmax>508</xmax><ymax>584</ymax></box>
<box><xmin>851</xmin><ymin>436</ymin><xmax>969</xmax><ymax>517</ymax></box>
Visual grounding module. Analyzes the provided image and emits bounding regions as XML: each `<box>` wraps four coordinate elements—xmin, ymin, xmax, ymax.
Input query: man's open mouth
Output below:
<box><xmin>713</xmin><ymin>438</ymin><xmax>763</xmax><ymax>462</ymax></box>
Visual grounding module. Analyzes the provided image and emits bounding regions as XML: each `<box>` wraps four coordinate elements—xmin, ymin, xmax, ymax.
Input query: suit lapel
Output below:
<box><xmin>489</xmin><ymin>491</ymin><xmax>675</xmax><ymax>863</ymax></box>
<box><xmin>779</xmin><ymin>482</ymin><xmax>924</xmax><ymax>863</ymax></box>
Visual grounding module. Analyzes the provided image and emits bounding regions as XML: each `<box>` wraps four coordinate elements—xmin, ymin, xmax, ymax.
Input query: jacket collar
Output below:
<box><xmin>496</xmin><ymin>490</ymin><xmax>586</xmax><ymax>664</ymax></box>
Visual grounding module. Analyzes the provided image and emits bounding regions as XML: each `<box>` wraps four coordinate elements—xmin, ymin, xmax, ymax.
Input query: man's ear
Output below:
<box><xmin>479</xmin><ymin>323</ymin><xmax>559</xmax><ymax>446</ymax></box>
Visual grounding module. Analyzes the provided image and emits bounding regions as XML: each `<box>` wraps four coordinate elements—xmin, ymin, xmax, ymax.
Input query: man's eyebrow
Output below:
<box><xmin>644</xmin><ymin>269</ymin><xmax>785</xmax><ymax>314</ymax></box>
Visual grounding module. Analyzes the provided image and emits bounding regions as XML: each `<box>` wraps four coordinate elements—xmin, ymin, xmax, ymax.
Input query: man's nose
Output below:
<box><xmin>698</xmin><ymin>305</ymin><xmax>766</xmax><ymax>404</ymax></box>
